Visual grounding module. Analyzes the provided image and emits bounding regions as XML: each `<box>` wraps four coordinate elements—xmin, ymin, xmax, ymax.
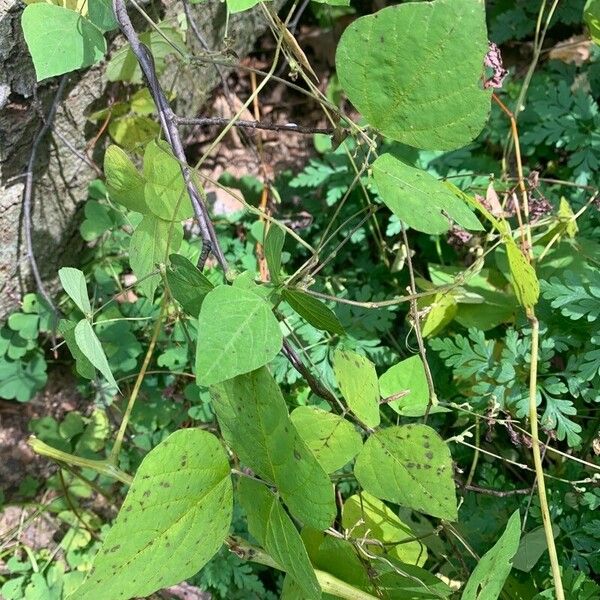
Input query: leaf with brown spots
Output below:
<box><xmin>68</xmin><ymin>429</ymin><xmax>232</xmax><ymax>600</ymax></box>
<box><xmin>354</xmin><ymin>425</ymin><xmax>457</xmax><ymax>520</ymax></box>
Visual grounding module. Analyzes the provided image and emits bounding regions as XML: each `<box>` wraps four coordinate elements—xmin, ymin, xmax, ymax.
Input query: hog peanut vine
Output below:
<box><xmin>19</xmin><ymin>0</ymin><xmax>600</xmax><ymax>598</ymax></box>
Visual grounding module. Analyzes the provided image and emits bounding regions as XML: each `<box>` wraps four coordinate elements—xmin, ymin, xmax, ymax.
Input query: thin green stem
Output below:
<box><xmin>109</xmin><ymin>297</ymin><xmax>168</xmax><ymax>463</ymax></box>
<box><xmin>527</xmin><ymin>315</ymin><xmax>564</xmax><ymax>600</ymax></box>
<box><xmin>28</xmin><ymin>437</ymin><xmax>133</xmax><ymax>485</ymax></box>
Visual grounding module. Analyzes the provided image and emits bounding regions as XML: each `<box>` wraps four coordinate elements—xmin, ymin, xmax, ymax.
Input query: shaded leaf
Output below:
<box><xmin>166</xmin><ymin>254</ymin><xmax>214</xmax><ymax>316</ymax></box>
<box><xmin>104</xmin><ymin>145</ymin><xmax>148</xmax><ymax>213</ymax></box>
<box><xmin>70</xmin><ymin>429</ymin><xmax>233</xmax><ymax>600</ymax></box>
<box><xmin>143</xmin><ymin>141</ymin><xmax>193</xmax><ymax>221</ymax></box>
<box><xmin>264</xmin><ymin>225</ymin><xmax>285</xmax><ymax>285</ymax></box>
<box><xmin>461</xmin><ymin>510</ymin><xmax>521</xmax><ymax>600</ymax></box>
<box><xmin>58</xmin><ymin>320</ymin><xmax>95</xmax><ymax>380</ymax></box>
<box><xmin>130</xmin><ymin>215</ymin><xmax>183</xmax><ymax>299</ymax></box>
<box><xmin>505</xmin><ymin>241</ymin><xmax>540</xmax><ymax>309</ymax></box>
<box><xmin>354</xmin><ymin>425</ymin><xmax>457</xmax><ymax>520</ymax></box>
<box><xmin>342</xmin><ymin>492</ymin><xmax>427</xmax><ymax>566</ymax></box>
<box><xmin>88</xmin><ymin>0</ymin><xmax>118</xmax><ymax>32</ymax></box>
<box><xmin>195</xmin><ymin>286</ymin><xmax>282</xmax><ymax>386</ymax></box>
<box><xmin>332</xmin><ymin>349</ymin><xmax>380</xmax><ymax>428</ymax></box>
<box><xmin>512</xmin><ymin>524</ymin><xmax>559</xmax><ymax>573</ymax></box>
<box><xmin>283</xmin><ymin>289</ymin><xmax>344</xmax><ymax>335</ymax></box>
<box><xmin>74</xmin><ymin>320</ymin><xmax>118</xmax><ymax>390</ymax></box>
<box><xmin>379</xmin><ymin>355</ymin><xmax>430</xmax><ymax>417</ymax></box>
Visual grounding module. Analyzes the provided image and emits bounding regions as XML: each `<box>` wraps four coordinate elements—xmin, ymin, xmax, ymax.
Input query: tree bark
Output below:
<box><xmin>0</xmin><ymin>0</ymin><xmax>271</xmax><ymax>319</ymax></box>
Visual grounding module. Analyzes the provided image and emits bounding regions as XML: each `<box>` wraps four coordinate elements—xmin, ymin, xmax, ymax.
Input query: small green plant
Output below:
<box><xmin>6</xmin><ymin>0</ymin><xmax>600</xmax><ymax>599</ymax></box>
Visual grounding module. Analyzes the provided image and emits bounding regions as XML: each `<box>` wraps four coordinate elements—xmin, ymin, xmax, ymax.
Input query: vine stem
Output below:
<box><xmin>496</xmin><ymin>85</ymin><xmax>565</xmax><ymax>599</ymax></box>
<box><xmin>228</xmin><ymin>537</ymin><xmax>379</xmax><ymax>600</ymax></box>
<box><xmin>527</xmin><ymin>314</ymin><xmax>564</xmax><ymax>600</ymax></box>
<box><xmin>109</xmin><ymin>297</ymin><xmax>167</xmax><ymax>464</ymax></box>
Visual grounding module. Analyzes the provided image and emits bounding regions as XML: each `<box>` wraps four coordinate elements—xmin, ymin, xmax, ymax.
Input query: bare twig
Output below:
<box><xmin>281</xmin><ymin>338</ymin><xmax>339</xmax><ymax>406</ymax></box>
<box><xmin>23</xmin><ymin>75</ymin><xmax>69</xmax><ymax>320</ymax></box>
<box><xmin>400</xmin><ymin>224</ymin><xmax>437</xmax><ymax>419</ymax></box>
<box><xmin>175</xmin><ymin>115</ymin><xmax>333</xmax><ymax>135</ymax></box>
<box><xmin>112</xmin><ymin>0</ymin><xmax>227</xmax><ymax>272</ymax></box>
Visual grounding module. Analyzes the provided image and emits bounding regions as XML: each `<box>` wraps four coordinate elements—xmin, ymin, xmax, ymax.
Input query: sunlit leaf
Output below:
<box><xmin>195</xmin><ymin>286</ymin><xmax>282</xmax><ymax>386</ymax></box>
<box><xmin>239</xmin><ymin>478</ymin><xmax>321</xmax><ymax>599</ymax></box>
<box><xmin>354</xmin><ymin>425</ymin><xmax>457</xmax><ymax>520</ymax></box>
<box><xmin>70</xmin><ymin>429</ymin><xmax>233</xmax><ymax>600</ymax></box>
<box><xmin>58</xmin><ymin>268</ymin><xmax>91</xmax><ymax>315</ymax></box>
<box><xmin>211</xmin><ymin>368</ymin><xmax>336</xmax><ymax>529</ymax></box>
<box><xmin>333</xmin><ymin>349</ymin><xmax>380</xmax><ymax>428</ymax></box>
<box><xmin>290</xmin><ymin>406</ymin><xmax>362</xmax><ymax>473</ymax></box>
<box><xmin>336</xmin><ymin>0</ymin><xmax>490</xmax><ymax>150</ymax></box>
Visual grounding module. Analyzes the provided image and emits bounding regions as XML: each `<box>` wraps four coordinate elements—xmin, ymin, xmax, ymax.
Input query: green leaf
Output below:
<box><xmin>290</xmin><ymin>406</ymin><xmax>362</xmax><ymax>473</ymax></box>
<box><xmin>58</xmin><ymin>320</ymin><xmax>95</xmax><ymax>380</ymax></box>
<box><xmin>73</xmin><ymin>320</ymin><xmax>118</xmax><ymax>391</ymax></box>
<box><xmin>372</xmin><ymin>153</ymin><xmax>483</xmax><ymax>235</ymax></box>
<box><xmin>106</xmin><ymin>25</ymin><xmax>184</xmax><ymax>84</ymax></box>
<box><xmin>130</xmin><ymin>215</ymin><xmax>183</xmax><ymax>299</ymax></box>
<box><xmin>21</xmin><ymin>4</ymin><xmax>107</xmax><ymax>81</ymax></box>
<box><xmin>282</xmin><ymin>289</ymin><xmax>345</xmax><ymax>335</ymax></box>
<box><xmin>512</xmin><ymin>524</ymin><xmax>559</xmax><ymax>573</ymax></box>
<box><xmin>332</xmin><ymin>349</ymin><xmax>380</xmax><ymax>428</ymax></box>
<box><xmin>195</xmin><ymin>286</ymin><xmax>283</xmax><ymax>386</ymax></box>
<box><xmin>417</xmin><ymin>292</ymin><xmax>458</xmax><ymax>337</ymax></box>
<box><xmin>70</xmin><ymin>429</ymin><xmax>233</xmax><ymax>600</ymax></box>
<box><xmin>58</xmin><ymin>268</ymin><xmax>91</xmax><ymax>315</ymax></box>
<box><xmin>88</xmin><ymin>0</ymin><xmax>118</xmax><ymax>32</ymax></box>
<box><xmin>264</xmin><ymin>225</ymin><xmax>285</xmax><ymax>285</ymax></box>
<box><xmin>166</xmin><ymin>254</ymin><xmax>214</xmax><ymax>316</ymax></box>
<box><xmin>0</xmin><ymin>354</ymin><xmax>47</xmax><ymax>403</ymax></box>
<box><xmin>505</xmin><ymin>240</ymin><xmax>540</xmax><ymax>309</ymax></box>
<box><xmin>104</xmin><ymin>145</ymin><xmax>148</xmax><ymax>213</ymax></box>
<box><xmin>335</xmin><ymin>0</ymin><xmax>490</xmax><ymax>150</ymax></box>
<box><xmin>226</xmin><ymin>0</ymin><xmax>268</xmax><ymax>13</ymax></box>
<box><xmin>354</xmin><ymin>425</ymin><xmax>457</xmax><ymax>520</ymax></box>
<box><xmin>109</xmin><ymin>115</ymin><xmax>161</xmax><ymax>151</ymax></box>
<box><xmin>210</xmin><ymin>368</ymin><xmax>336</xmax><ymax>529</ymax></box>
<box><xmin>239</xmin><ymin>478</ymin><xmax>321</xmax><ymax>599</ymax></box>
<box><xmin>379</xmin><ymin>355</ymin><xmax>431</xmax><ymax>417</ymax></box>
<box><xmin>585</xmin><ymin>0</ymin><xmax>600</xmax><ymax>45</ymax></box>
<box><xmin>143</xmin><ymin>141</ymin><xmax>194</xmax><ymax>221</ymax></box>
<box><xmin>461</xmin><ymin>510</ymin><xmax>521</xmax><ymax>600</ymax></box>
<box><xmin>342</xmin><ymin>492</ymin><xmax>427</xmax><ymax>567</ymax></box>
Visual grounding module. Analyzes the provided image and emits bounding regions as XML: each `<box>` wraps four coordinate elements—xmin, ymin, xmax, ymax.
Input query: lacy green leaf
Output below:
<box><xmin>70</xmin><ymin>429</ymin><xmax>233</xmax><ymax>600</ymax></box>
<box><xmin>195</xmin><ymin>286</ymin><xmax>282</xmax><ymax>386</ymax></box>
<box><xmin>354</xmin><ymin>425</ymin><xmax>457</xmax><ymax>520</ymax></box>
<box><xmin>335</xmin><ymin>0</ymin><xmax>490</xmax><ymax>150</ymax></box>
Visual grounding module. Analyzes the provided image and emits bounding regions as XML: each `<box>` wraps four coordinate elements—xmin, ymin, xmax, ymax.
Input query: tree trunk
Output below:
<box><xmin>0</xmin><ymin>0</ymin><xmax>270</xmax><ymax>319</ymax></box>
